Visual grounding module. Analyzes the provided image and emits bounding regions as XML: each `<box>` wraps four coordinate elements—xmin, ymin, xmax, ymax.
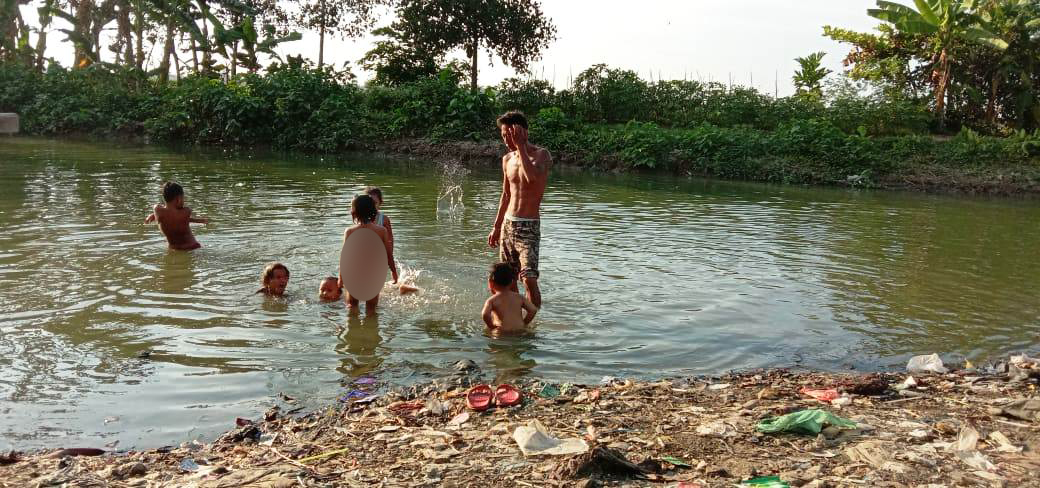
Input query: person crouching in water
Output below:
<box><xmin>340</xmin><ymin>194</ymin><xmax>398</xmax><ymax>311</ymax></box>
<box><xmin>257</xmin><ymin>262</ymin><xmax>290</xmax><ymax>296</ymax></box>
<box><xmin>482</xmin><ymin>262</ymin><xmax>538</xmax><ymax>332</ymax></box>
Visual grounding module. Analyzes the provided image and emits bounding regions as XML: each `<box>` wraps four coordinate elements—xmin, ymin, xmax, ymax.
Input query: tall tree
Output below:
<box><xmin>868</xmin><ymin>0</ymin><xmax>1007</xmax><ymax>129</ymax></box>
<box><xmin>294</xmin><ymin>0</ymin><xmax>387</xmax><ymax>68</ymax></box>
<box><xmin>391</xmin><ymin>0</ymin><xmax>557</xmax><ymax>91</ymax></box>
<box><xmin>792</xmin><ymin>51</ymin><xmax>831</xmax><ymax>100</ymax></box>
<box><xmin>360</xmin><ymin>25</ymin><xmax>440</xmax><ymax>85</ymax></box>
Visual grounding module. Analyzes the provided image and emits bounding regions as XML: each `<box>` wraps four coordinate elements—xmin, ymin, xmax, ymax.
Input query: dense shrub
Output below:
<box><xmin>2</xmin><ymin>60</ymin><xmax>1037</xmax><ymax>188</ymax></box>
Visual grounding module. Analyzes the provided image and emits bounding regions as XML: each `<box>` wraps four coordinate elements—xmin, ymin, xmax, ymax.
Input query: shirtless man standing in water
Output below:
<box><xmin>145</xmin><ymin>181</ymin><xmax>208</xmax><ymax>250</ymax></box>
<box><xmin>488</xmin><ymin>111</ymin><xmax>552</xmax><ymax>308</ymax></box>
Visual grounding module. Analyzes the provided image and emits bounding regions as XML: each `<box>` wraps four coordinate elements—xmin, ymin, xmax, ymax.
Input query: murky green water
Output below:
<box><xmin>2</xmin><ymin>137</ymin><xmax>1039</xmax><ymax>449</ymax></box>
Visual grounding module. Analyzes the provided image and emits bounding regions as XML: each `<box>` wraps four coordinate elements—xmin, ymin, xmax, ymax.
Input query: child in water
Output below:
<box><xmin>257</xmin><ymin>262</ymin><xmax>290</xmax><ymax>296</ymax></box>
<box><xmin>481</xmin><ymin>262</ymin><xmax>538</xmax><ymax>331</ymax></box>
<box><xmin>318</xmin><ymin>276</ymin><xmax>342</xmax><ymax>302</ymax></box>
<box><xmin>144</xmin><ymin>181</ymin><xmax>208</xmax><ymax>250</ymax></box>
<box><xmin>340</xmin><ymin>194</ymin><xmax>398</xmax><ymax>310</ymax></box>
<box><xmin>364</xmin><ymin>186</ymin><xmax>394</xmax><ymax>249</ymax></box>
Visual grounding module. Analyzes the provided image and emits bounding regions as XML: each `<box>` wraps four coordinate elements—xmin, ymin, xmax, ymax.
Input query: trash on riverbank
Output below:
<box><xmin>5</xmin><ymin>357</ymin><xmax>1040</xmax><ymax>487</ymax></box>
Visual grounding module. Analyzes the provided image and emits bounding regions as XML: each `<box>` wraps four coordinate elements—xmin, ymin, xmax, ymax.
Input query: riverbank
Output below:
<box><xmin>5</xmin><ymin>360</ymin><xmax>1040</xmax><ymax>487</ymax></box>
<box><xmin>369</xmin><ymin>137</ymin><xmax>1040</xmax><ymax>196</ymax></box>
<box><xmin>4</xmin><ymin>62</ymin><xmax>1040</xmax><ymax>197</ymax></box>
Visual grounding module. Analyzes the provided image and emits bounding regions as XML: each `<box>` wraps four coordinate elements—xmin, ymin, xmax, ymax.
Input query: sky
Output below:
<box><xmin>22</xmin><ymin>0</ymin><xmax>884</xmax><ymax>97</ymax></box>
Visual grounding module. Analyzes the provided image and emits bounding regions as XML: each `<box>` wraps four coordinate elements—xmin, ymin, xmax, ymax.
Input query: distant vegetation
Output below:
<box><xmin>1</xmin><ymin>0</ymin><xmax>1039</xmax><ymax>189</ymax></box>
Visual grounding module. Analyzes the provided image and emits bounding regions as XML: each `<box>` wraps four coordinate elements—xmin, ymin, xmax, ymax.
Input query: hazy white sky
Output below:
<box><xmin>25</xmin><ymin>0</ymin><xmax>884</xmax><ymax>96</ymax></box>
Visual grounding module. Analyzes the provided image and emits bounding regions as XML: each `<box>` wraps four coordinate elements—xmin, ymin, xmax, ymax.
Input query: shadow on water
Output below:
<box><xmin>335</xmin><ymin>312</ymin><xmax>384</xmax><ymax>378</ymax></box>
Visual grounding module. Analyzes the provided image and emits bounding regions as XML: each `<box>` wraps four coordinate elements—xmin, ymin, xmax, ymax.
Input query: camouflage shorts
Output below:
<box><xmin>500</xmin><ymin>219</ymin><xmax>540</xmax><ymax>280</ymax></box>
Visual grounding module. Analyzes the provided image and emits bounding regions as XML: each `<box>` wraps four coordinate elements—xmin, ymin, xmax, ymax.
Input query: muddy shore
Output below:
<box><xmin>5</xmin><ymin>358</ymin><xmax>1040</xmax><ymax>488</ymax></box>
<box><xmin>366</xmin><ymin>138</ymin><xmax>1040</xmax><ymax>197</ymax></box>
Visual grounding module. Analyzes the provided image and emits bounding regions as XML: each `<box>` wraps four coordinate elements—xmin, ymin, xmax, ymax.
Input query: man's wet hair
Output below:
<box><xmin>351</xmin><ymin>194</ymin><xmax>378</xmax><ymax>224</ymax></box>
<box><xmin>496</xmin><ymin>111</ymin><xmax>528</xmax><ymax>129</ymax></box>
<box><xmin>261</xmin><ymin>262</ymin><xmax>290</xmax><ymax>285</ymax></box>
<box><xmin>162</xmin><ymin>182</ymin><xmax>184</xmax><ymax>203</ymax></box>
<box><xmin>364</xmin><ymin>186</ymin><xmax>383</xmax><ymax>203</ymax></box>
<box><xmin>488</xmin><ymin>262</ymin><xmax>516</xmax><ymax>287</ymax></box>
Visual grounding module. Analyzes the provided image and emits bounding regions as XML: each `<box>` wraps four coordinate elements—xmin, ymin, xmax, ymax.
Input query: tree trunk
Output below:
<box><xmin>134</xmin><ymin>0</ymin><xmax>143</xmax><ymax>70</ymax></box>
<box><xmin>935</xmin><ymin>49</ymin><xmax>950</xmax><ymax>131</ymax></box>
<box><xmin>34</xmin><ymin>15</ymin><xmax>49</xmax><ymax>71</ymax></box>
<box><xmin>190</xmin><ymin>34</ymin><xmax>199</xmax><ymax>73</ymax></box>
<box><xmin>117</xmin><ymin>2</ymin><xmax>134</xmax><ymax>66</ymax></box>
<box><xmin>159</xmin><ymin>18</ymin><xmax>174</xmax><ymax>83</ymax></box>
<box><xmin>231</xmin><ymin>40</ymin><xmax>238</xmax><ymax>77</ymax></box>
<box><xmin>469</xmin><ymin>38</ymin><xmax>478</xmax><ymax>91</ymax></box>
<box><xmin>72</xmin><ymin>1</ymin><xmax>92</xmax><ymax>67</ymax></box>
<box><xmin>986</xmin><ymin>71</ymin><xmax>1000</xmax><ymax>126</ymax></box>
<box><xmin>318</xmin><ymin>17</ymin><xmax>325</xmax><ymax>68</ymax></box>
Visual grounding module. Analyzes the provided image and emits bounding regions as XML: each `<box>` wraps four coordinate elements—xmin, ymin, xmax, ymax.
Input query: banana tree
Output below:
<box><xmin>0</xmin><ymin>0</ymin><xmax>33</xmax><ymax>63</ymax></box>
<box><xmin>231</xmin><ymin>17</ymin><xmax>301</xmax><ymax>73</ymax></box>
<box><xmin>869</xmin><ymin>0</ymin><xmax>1008</xmax><ymax>129</ymax></box>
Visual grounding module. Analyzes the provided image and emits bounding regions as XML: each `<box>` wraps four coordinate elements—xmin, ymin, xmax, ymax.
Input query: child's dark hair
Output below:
<box><xmin>162</xmin><ymin>181</ymin><xmax>184</xmax><ymax>203</ymax></box>
<box><xmin>496</xmin><ymin>111</ymin><xmax>528</xmax><ymax>129</ymax></box>
<box><xmin>364</xmin><ymin>186</ymin><xmax>383</xmax><ymax>203</ymax></box>
<box><xmin>261</xmin><ymin>262</ymin><xmax>289</xmax><ymax>286</ymax></box>
<box><xmin>322</xmin><ymin>276</ymin><xmax>341</xmax><ymax>289</ymax></box>
<box><xmin>488</xmin><ymin>262</ymin><xmax>516</xmax><ymax>287</ymax></box>
<box><xmin>351</xmin><ymin>194</ymin><xmax>378</xmax><ymax>224</ymax></box>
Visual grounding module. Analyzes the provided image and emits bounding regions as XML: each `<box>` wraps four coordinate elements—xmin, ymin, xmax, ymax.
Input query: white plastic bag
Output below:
<box><xmin>907</xmin><ymin>353</ymin><xmax>948</xmax><ymax>374</ymax></box>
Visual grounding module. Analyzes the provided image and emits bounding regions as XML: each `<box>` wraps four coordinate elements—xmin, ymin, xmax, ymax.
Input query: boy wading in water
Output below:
<box><xmin>482</xmin><ymin>262</ymin><xmax>538</xmax><ymax>332</ymax></box>
<box><xmin>145</xmin><ymin>181</ymin><xmax>208</xmax><ymax>250</ymax></box>
<box><xmin>488</xmin><ymin>111</ymin><xmax>552</xmax><ymax>308</ymax></box>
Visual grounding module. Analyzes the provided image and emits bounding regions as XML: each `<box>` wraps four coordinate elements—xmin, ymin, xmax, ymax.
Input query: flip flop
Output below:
<box><xmin>495</xmin><ymin>384</ymin><xmax>522</xmax><ymax>407</ymax></box>
<box><xmin>466</xmin><ymin>385</ymin><xmax>494</xmax><ymax>411</ymax></box>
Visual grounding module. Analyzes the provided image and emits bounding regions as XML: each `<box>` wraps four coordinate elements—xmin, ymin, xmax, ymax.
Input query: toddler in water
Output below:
<box><xmin>257</xmin><ymin>262</ymin><xmax>290</xmax><ymax>296</ymax></box>
<box><xmin>340</xmin><ymin>194</ymin><xmax>398</xmax><ymax>310</ymax></box>
<box><xmin>318</xmin><ymin>276</ymin><xmax>343</xmax><ymax>302</ymax></box>
<box><xmin>144</xmin><ymin>181</ymin><xmax>208</xmax><ymax>250</ymax></box>
<box><xmin>481</xmin><ymin>262</ymin><xmax>538</xmax><ymax>332</ymax></box>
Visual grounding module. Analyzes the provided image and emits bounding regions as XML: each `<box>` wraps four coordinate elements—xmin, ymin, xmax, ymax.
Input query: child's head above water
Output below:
<box><xmin>260</xmin><ymin>262</ymin><xmax>290</xmax><ymax>296</ymax></box>
<box><xmin>364</xmin><ymin>186</ymin><xmax>383</xmax><ymax>207</ymax></box>
<box><xmin>318</xmin><ymin>276</ymin><xmax>342</xmax><ymax>302</ymax></box>
<box><xmin>162</xmin><ymin>181</ymin><xmax>184</xmax><ymax>206</ymax></box>
<box><xmin>488</xmin><ymin>262</ymin><xmax>516</xmax><ymax>292</ymax></box>
<box><xmin>351</xmin><ymin>194</ymin><xmax>378</xmax><ymax>224</ymax></box>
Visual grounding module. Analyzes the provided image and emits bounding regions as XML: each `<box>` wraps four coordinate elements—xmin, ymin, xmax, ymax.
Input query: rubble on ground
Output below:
<box><xmin>5</xmin><ymin>357</ymin><xmax>1040</xmax><ymax>487</ymax></box>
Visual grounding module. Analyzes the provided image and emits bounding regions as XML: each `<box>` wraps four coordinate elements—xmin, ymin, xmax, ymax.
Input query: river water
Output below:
<box><xmin>1</xmin><ymin>137</ymin><xmax>1039</xmax><ymax>450</ymax></box>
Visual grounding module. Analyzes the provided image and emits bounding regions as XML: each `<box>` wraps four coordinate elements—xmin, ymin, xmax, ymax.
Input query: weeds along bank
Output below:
<box><xmin>2</xmin><ymin>61</ymin><xmax>1039</xmax><ymax>193</ymax></box>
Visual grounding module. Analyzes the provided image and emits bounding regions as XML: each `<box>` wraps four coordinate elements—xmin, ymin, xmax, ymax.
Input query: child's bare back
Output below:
<box><xmin>482</xmin><ymin>262</ymin><xmax>537</xmax><ymax>331</ymax></box>
<box><xmin>145</xmin><ymin>182</ymin><xmax>206</xmax><ymax>250</ymax></box>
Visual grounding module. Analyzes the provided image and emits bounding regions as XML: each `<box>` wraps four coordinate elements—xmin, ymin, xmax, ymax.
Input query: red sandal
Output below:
<box><xmin>495</xmin><ymin>384</ymin><xmax>522</xmax><ymax>407</ymax></box>
<box><xmin>466</xmin><ymin>385</ymin><xmax>494</xmax><ymax>411</ymax></box>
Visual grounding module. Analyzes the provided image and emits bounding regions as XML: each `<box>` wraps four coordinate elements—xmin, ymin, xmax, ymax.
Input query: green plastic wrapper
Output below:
<box><xmin>741</xmin><ymin>476</ymin><xmax>790</xmax><ymax>487</ymax></box>
<box><xmin>755</xmin><ymin>408</ymin><xmax>857</xmax><ymax>435</ymax></box>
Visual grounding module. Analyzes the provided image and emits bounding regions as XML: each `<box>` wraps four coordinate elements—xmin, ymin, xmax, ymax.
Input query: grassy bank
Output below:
<box><xmin>2</xmin><ymin>61</ymin><xmax>1039</xmax><ymax>194</ymax></box>
<box><xmin>2</xmin><ymin>366</ymin><xmax>1039</xmax><ymax>487</ymax></box>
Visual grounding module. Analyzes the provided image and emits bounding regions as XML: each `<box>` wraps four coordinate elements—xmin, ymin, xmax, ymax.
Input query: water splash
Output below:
<box><xmin>436</xmin><ymin>160</ymin><xmax>468</xmax><ymax>220</ymax></box>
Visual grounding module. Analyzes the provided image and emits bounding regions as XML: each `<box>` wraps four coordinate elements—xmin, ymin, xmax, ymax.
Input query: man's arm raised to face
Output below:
<box><xmin>509</xmin><ymin>126</ymin><xmax>547</xmax><ymax>183</ymax></box>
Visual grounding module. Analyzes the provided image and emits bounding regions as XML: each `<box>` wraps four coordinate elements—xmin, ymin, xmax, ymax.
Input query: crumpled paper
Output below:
<box><xmin>513</xmin><ymin>419</ymin><xmax>589</xmax><ymax>456</ymax></box>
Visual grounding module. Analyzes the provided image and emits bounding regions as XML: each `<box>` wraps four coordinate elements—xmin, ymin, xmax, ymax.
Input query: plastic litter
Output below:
<box><xmin>956</xmin><ymin>450</ymin><xmax>997</xmax><ymax>472</ymax></box>
<box><xmin>845</xmin><ymin>441</ymin><xmax>909</xmax><ymax>473</ymax></box>
<box><xmin>338</xmin><ymin>390</ymin><xmax>369</xmax><ymax>402</ymax></box>
<box><xmin>708</xmin><ymin>383</ymin><xmax>731</xmax><ymax>390</ymax></box>
<box><xmin>661</xmin><ymin>456</ymin><xmax>692</xmax><ymax>467</ymax></box>
<box><xmin>353</xmin><ymin>376</ymin><xmax>377</xmax><ymax>385</ymax></box>
<box><xmin>989</xmin><ymin>431</ymin><xmax>1022</xmax><ymax>453</ymax></box>
<box><xmin>513</xmin><ymin>419</ymin><xmax>589</xmax><ymax>456</ymax></box>
<box><xmin>179</xmin><ymin>458</ymin><xmax>199</xmax><ymax>472</ymax></box>
<box><xmin>954</xmin><ymin>425</ymin><xmax>979</xmax><ymax>452</ymax></box>
<box><xmin>756</xmin><ymin>409</ymin><xmax>857</xmax><ymax>435</ymax></box>
<box><xmin>740</xmin><ymin>476</ymin><xmax>790</xmax><ymax>487</ymax></box>
<box><xmin>448</xmin><ymin>412</ymin><xmax>470</xmax><ymax>426</ymax></box>
<box><xmin>993</xmin><ymin>398</ymin><xmax>1040</xmax><ymax>422</ymax></box>
<box><xmin>538</xmin><ymin>384</ymin><xmax>561</xmax><ymax>398</ymax></box>
<box><xmin>800</xmin><ymin>388</ymin><xmax>839</xmax><ymax>403</ymax></box>
<box><xmin>907</xmin><ymin>354</ymin><xmax>948</xmax><ymax>374</ymax></box>
<box><xmin>896</xmin><ymin>376</ymin><xmax>918</xmax><ymax>390</ymax></box>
